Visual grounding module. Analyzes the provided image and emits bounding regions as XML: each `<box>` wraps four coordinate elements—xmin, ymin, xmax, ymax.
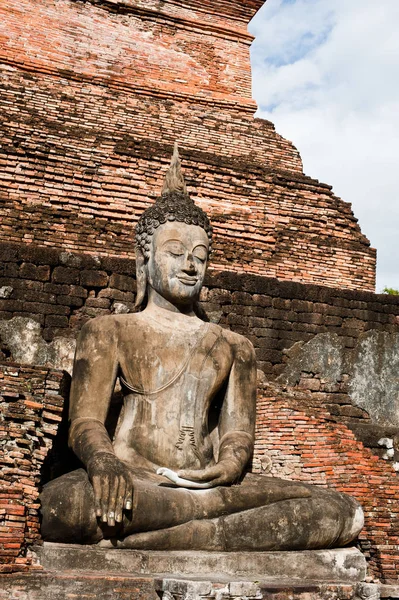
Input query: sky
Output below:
<box><xmin>249</xmin><ymin>0</ymin><xmax>399</xmax><ymax>292</ymax></box>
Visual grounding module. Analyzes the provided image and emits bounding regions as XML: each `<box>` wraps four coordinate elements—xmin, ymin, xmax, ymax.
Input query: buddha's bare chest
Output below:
<box><xmin>113</xmin><ymin>323</ymin><xmax>231</xmax><ymax>469</ymax></box>
<box><xmin>117</xmin><ymin>327</ymin><xmax>208</xmax><ymax>391</ymax></box>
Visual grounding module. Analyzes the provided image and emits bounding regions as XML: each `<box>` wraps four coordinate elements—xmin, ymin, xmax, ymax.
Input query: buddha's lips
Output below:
<box><xmin>177</xmin><ymin>277</ymin><xmax>198</xmax><ymax>286</ymax></box>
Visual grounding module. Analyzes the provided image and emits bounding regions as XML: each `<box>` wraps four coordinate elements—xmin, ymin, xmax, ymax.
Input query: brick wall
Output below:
<box><xmin>0</xmin><ymin>240</ymin><xmax>394</xmax><ymax>368</ymax></box>
<box><xmin>0</xmin><ymin>0</ymin><xmax>376</xmax><ymax>290</ymax></box>
<box><xmin>0</xmin><ymin>365</ymin><xmax>66</xmax><ymax>573</ymax></box>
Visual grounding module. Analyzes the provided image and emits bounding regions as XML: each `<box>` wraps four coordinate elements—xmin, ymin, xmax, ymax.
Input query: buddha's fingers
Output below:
<box><xmin>101</xmin><ymin>476</ymin><xmax>110</xmax><ymax>523</ymax></box>
<box><xmin>107</xmin><ymin>477</ymin><xmax>119</xmax><ymax>527</ymax></box>
<box><xmin>178</xmin><ymin>466</ymin><xmax>221</xmax><ymax>482</ymax></box>
<box><xmin>115</xmin><ymin>478</ymin><xmax>126</xmax><ymax>523</ymax></box>
<box><xmin>157</xmin><ymin>467</ymin><xmax>213</xmax><ymax>489</ymax></box>
<box><xmin>125</xmin><ymin>483</ymin><xmax>133</xmax><ymax>511</ymax></box>
<box><xmin>92</xmin><ymin>475</ymin><xmax>102</xmax><ymax>518</ymax></box>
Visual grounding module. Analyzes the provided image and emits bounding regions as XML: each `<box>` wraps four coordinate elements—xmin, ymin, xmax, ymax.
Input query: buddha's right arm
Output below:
<box><xmin>69</xmin><ymin>419</ymin><xmax>114</xmax><ymax>465</ymax></box>
<box><xmin>67</xmin><ymin>318</ymin><xmax>134</xmax><ymax>526</ymax></box>
<box><xmin>68</xmin><ymin>317</ymin><xmax>119</xmax><ymax>464</ymax></box>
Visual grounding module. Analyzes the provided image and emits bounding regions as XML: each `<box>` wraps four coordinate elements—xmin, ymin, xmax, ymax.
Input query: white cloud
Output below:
<box><xmin>249</xmin><ymin>0</ymin><xmax>399</xmax><ymax>291</ymax></box>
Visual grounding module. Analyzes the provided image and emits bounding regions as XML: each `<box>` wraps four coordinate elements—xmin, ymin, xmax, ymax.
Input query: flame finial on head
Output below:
<box><xmin>162</xmin><ymin>142</ymin><xmax>188</xmax><ymax>196</ymax></box>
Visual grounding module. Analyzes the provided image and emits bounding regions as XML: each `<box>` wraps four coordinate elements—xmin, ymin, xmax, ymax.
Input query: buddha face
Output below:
<box><xmin>147</xmin><ymin>221</ymin><xmax>209</xmax><ymax>307</ymax></box>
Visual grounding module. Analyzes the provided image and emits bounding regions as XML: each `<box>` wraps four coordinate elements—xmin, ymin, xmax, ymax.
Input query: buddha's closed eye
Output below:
<box><xmin>193</xmin><ymin>247</ymin><xmax>207</xmax><ymax>262</ymax></box>
<box><xmin>163</xmin><ymin>241</ymin><xmax>185</xmax><ymax>256</ymax></box>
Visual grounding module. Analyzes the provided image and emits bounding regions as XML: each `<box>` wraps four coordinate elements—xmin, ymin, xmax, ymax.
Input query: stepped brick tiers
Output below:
<box><xmin>1</xmin><ymin>2</ymin><xmax>398</xmax><ymax>600</ymax></box>
<box><xmin>0</xmin><ymin>0</ymin><xmax>376</xmax><ymax>290</ymax></box>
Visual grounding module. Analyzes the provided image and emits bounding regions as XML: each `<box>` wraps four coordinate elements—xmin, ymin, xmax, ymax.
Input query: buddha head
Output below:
<box><xmin>135</xmin><ymin>143</ymin><xmax>212</xmax><ymax>309</ymax></box>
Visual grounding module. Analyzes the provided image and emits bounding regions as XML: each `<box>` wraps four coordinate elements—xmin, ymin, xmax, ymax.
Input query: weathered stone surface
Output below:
<box><xmin>80</xmin><ymin>270</ymin><xmax>109</xmax><ymax>288</ymax></box>
<box><xmin>33</xmin><ymin>544</ymin><xmax>368</xmax><ymax>583</ymax></box>
<box><xmin>112</xmin><ymin>301</ymin><xmax>130</xmax><ymax>314</ymax></box>
<box><xmin>279</xmin><ymin>330</ymin><xmax>399</xmax><ymax>429</ymax></box>
<box><xmin>0</xmin><ymin>286</ymin><xmax>13</xmax><ymax>298</ymax></box>
<box><xmin>0</xmin><ymin>573</ymin><xmax>159</xmax><ymax>600</ymax></box>
<box><xmin>0</xmin><ymin>573</ymin><xmax>381</xmax><ymax>600</ymax></box>
<box><xmin>282</xmin><ymin>334</ymin><xmax>345</xmax><ymax>385</ymax></box>
<box><xmin>380</xmin><ymin>584</ymin><xmax>399</xmax><ymax>599</ymax></box>
<box><xmin>0</xmin><ymin>316</ymin><xmax>76</xmax><ymax>373</ymax></box>
<box><xmin>350</xmin><ymin>331</ymin><xmax>399</xmax><ymax>426</ymax></box>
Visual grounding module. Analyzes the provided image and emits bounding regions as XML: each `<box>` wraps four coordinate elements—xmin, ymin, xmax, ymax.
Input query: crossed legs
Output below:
<box><xmin>40</xmin><ymin>469</ymin><xmax>363</xmax><ymax>550</ymax></box>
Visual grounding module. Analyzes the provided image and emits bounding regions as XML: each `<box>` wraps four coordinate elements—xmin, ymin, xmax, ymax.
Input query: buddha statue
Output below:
<box><xmin>41</xmin><ymin>144</ymin><xmax>364</xmax><ymax>551</ymax></box>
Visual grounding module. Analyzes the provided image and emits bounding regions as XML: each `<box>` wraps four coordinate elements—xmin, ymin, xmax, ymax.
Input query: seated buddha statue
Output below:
<box><xmin>41</xmin><ymin>145</ymin><xmax>364</xmax><ymax>551</ymax></box>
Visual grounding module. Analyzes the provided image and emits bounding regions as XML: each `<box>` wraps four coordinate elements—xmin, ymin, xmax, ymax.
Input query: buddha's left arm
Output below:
<box><xmin>214</xmin><ymin>336</ymin><xmax>257</xmax><ymax>481</ymax></box>
<box><xmin>179</xmin><ymin>336</ymin><xmax>257</xmax><ymax>486</ymax></box>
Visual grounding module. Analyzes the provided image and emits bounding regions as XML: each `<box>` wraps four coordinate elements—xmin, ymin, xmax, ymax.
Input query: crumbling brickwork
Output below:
<box><xmin>0</xmin><ymin>365</ymin><xmax>66</xmax><ymax>573</ymax></box>
<box><xmin>0</xmin><ymin>0</ymin><xmax>376</xmax><ymax>290</ymax></box>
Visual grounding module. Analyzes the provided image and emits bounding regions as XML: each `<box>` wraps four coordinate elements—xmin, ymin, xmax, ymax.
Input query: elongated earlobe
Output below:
<box><xmin>135</xmin><ymin>248</ymin><xmax>148</xmax><ymax>309</ymax></box>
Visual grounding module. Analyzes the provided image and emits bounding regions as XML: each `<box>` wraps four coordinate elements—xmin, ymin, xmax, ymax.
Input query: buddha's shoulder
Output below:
<box><xmin>210</xmin><ymin>323</ymin><xmax>255</xmax><ymax>359</ymax></box>
<box><xmin>79</xmin><ymin>313</ymin><xmax>144</xmax><ymax>337</ymax></box>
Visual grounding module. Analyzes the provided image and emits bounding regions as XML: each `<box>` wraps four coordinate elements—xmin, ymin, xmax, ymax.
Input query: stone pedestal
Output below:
<box><xmin>33</xmin><ymin>543</ymin><xmax>367</xmax><ymax>583</ymax></box>
<box><xmin>1</xmin><ymin>543</ymin><xmax>382</xmax><ymax>600</ymax></box>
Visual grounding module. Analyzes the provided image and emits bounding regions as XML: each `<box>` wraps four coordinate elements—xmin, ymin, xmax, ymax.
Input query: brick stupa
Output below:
<box><xmin>0</xmin><ymin>0</ymin><xmax>375</xmax><ymax>290</ymax></box>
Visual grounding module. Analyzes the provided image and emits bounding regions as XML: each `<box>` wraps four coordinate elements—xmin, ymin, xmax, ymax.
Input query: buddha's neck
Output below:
<box><xmin>146</xmin><ymin>289</ymin><xmax>197</xmax><ymax>317</ymax></box>
<box><xmin>144</xmin><ymin>290</ymin><xmax>202</xmax><ymax>331</ymax></box>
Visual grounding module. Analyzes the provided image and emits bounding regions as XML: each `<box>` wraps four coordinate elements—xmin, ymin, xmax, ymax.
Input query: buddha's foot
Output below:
<box><xmin>105</xmin><ymin>519</ymin><xmax>222</xmax><ymax>551</ymax></box>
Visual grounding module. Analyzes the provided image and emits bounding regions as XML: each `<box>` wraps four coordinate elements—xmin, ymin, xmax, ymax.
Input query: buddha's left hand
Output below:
<box><xmin>177</xmin><ymin>460</ymin><xmax>242</xmax><ymax>487</ymax></box>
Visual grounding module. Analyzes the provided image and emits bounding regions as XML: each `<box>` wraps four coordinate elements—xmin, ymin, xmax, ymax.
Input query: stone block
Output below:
<box><xmin>98</xmin><ymin>288</ymin><xmax>135</xmax><ymax>301</ymax></box>
<box><xmin>109</xmin><ymin>273</ymin><xmax>136</xmax><ymax>292</ymax></box>
<box><xmin>80</xmin><ymin>270</ymin><xmax>108</xmax><ymax>288</ymax></box>
<box><xmin>45</xmin><ymin>315</ymin><xmax>69</xmax><ymax>328</ymax></box>
<box><xmin>52</xmin><ymin>267</ymin><xmax>80</xmax><ymax>285</ymax></box>
<box><xmin>69</xmin><ymin>285</ymin><xmax>88</xmax><ymax>299</ymax></box>
<box><xmin>56</xmin><ymin>296</ymin><xmax>84</xmax><ymax>308</ymax></box>
<box><xmin>85</xmin><ymin>297</ymin><xmax>111</xmax><ymax>309</ymax></box>
<box><xmin>44</xmin><ymin>283</ymin><xmax>70</xmax><ymax>295</ymax></box>
<box><xmin>0</xmin><ymin>575</ymin><xmax>380</xmax><ymax>600</ymax></box>
<box><xmin>33</xmin><ymin>544</ymin><xmax>367</xmax><ymax>583</ymax></box>
<box><xmin>19</xmin><ymin>263</ymin><xmax>50</xmax><ymax>282</ymax></box>
<box><xmin>380</xmin><ymin>584</ymin><xmax>399</xmax><ymax>598</ymax></box>
<box><xmin>0</xmin><ymin>286</ymin><xmax>13</xmax><ymax>299</ymax></box>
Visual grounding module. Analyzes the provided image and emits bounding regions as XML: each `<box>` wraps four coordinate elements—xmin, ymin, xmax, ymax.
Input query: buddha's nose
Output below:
<box><xmin>182</xmin><ymin>253</ymin><xmax>196</xmax><ymax>273</ymax></box>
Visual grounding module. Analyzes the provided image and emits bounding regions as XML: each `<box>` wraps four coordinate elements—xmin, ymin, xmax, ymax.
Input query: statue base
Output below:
<box><xmin>33</xmin><ymin>543</ymin><xmax>367</xmax><ymax>582</ymax></box>
<box><xmin>2</xmin><ymin>543</ymin><xmax>382</xmax><ymax>600</ymax></box>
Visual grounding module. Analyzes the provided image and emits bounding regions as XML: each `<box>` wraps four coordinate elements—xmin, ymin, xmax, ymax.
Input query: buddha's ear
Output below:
<box><xmin>135</xmin><ymin>247</ymin><xmax>147</xmax><ymax>309</ymax></box>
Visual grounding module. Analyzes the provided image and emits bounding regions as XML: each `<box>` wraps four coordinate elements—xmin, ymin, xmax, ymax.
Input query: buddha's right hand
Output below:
<box><xmin>86</xmin><ymin>452</ymin><xmax>134</xmax><ymax>527</ymax></box>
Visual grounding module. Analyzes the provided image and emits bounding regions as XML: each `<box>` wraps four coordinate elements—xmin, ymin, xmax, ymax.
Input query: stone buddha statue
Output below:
<box><xmin>41</xmin><ymin>145</ymin><xmax>364</xmax><ymax>551</ymax></box>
